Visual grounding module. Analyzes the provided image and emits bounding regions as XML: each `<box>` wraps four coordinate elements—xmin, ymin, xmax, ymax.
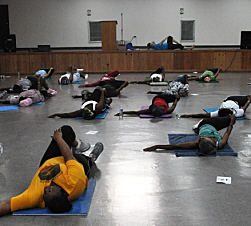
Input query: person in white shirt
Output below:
<box><xmin>181</xmin><ymin>95</ymin><xmax>251</xmax><ymax>118</ymax></box>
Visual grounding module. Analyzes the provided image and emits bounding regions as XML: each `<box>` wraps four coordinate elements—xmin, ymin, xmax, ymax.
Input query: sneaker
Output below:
<box><xmin>89</xmin><ymin>142</ymin><xmax>104</xmax><ymax>161</ymax></box>
<box><xmin>0</xmin><ymin>90</ymin><xmax>7</xmax><ymax>99</ymax></box>
<box><xmin>72</xmin><ymin>140</ymin><xmax>91</xmax><ymax>154</ymax></box>
<box><xmin>47</xmin><ymin>88</ymin><xmax>57</xmax><ymax>96</ymax></box>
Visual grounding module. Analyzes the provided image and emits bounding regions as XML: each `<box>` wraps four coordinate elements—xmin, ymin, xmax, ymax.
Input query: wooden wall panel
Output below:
<box><xmin>1</xmin><ymin>50</ymin><xmax>251</xmax><ymax>75</ymax></box>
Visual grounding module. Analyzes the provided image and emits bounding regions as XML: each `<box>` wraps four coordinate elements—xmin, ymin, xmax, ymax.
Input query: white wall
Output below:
<box><xmin>0</xmin><ymin>0</ymin><xmax>251</xmax><ymax>48</ymax></box>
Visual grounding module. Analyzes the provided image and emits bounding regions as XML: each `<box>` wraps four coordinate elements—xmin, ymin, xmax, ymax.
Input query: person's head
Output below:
<box><xmin>40</xmin><ymin>90</ymin><xmax>53</xmax><ymax>98</ymax></box>
<box><xmin>19</xmin><ymin>96</ymin><xmax>28</xmax><ymax>102</ymax></box>
<box><xmin>198</xmin><ymin>136</ymin><xmax>217</xmax><ymax>155</ymax></box>
<box><xmin>59</xmin><ymin>77</ymin><xmax>70</xmax><ymax>85</ymax></box>
<box><xmin>204</xmin><ymin>77</ymin><xmax>211</xmax><ymax>82</ymax></box>
<box><xmin>147</xmin><ymin>42</ymin><xmax>155</xmax><ymax>49</ymax></box>
<box><xmin>81</xmin><ymin>108</ymin><xmax>95</xmax><ymax>120</ymax></box>
<box><xmin>13</xmin><ymin>84</ymin><xmax>23</xmax><ymax>93</ymax></box>
<box><xmin>149</xmin><ymin>104</ymin><xmax>165</xmax><ymax>117</ymax></box>
<box><xmin>43</xmin><ymin>184</ymin><xmax>72</xmax><ymax>213</ymax></box>
<box><xmin>178</xmin><ymin>88</ymin><xmax>188</xmax><ymax>97</ymax></box>
<box><xmin>218</xmin><ymin>108</ymin><xmax>233</xmax><ymax>117</ymax></box>
<box><xmin>152</xmin><ymin>77</ymin><xmax>160</xmax><ymax>82</ymax></box>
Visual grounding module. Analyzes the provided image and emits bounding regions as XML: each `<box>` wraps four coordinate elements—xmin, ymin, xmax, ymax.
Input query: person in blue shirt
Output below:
<box><xmin>147</xmin><ymin>35</ymin><xmax>194</xmax><ymax>50</ymax></box>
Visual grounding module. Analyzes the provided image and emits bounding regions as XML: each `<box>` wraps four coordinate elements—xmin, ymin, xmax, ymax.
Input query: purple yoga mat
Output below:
<box><xmin>139</xmin><ymin>106</ymin><xmax>172</xmax><ymax>118</ymax></box>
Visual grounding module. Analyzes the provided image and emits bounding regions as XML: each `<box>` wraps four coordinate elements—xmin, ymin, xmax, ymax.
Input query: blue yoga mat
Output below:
<box><xmin>203</xmin><ymin>108</ymin><xmax>245</xmax><ymax>120</ymax></box>
<box><xmin>13</xmin><ymin>179</ymin><xmax>96</xmax><ymax>216</ymax></box>
<box><xmin>0</xmin><ymin>106</ymin><xmax>19</xmax><ymax>111</ymax></box>
<box><xmin>72</xmin><ymin>79</ymin><xmax>82</xmax><ymax>84</ymax></box>
<box><xmin>76</xmin><ymin>108</ymin><xmax>109</xmax><ymax>119</ymax></box>
<box><xmin>168</xmin><ymin>134</ymin><xmax>237</xmax><ymax>157</ymax></box>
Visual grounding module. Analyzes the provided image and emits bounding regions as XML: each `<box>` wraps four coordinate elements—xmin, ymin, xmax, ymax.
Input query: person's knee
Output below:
<box><xmin>61</xmin><ymin>125</ymin><xmax>76</xmax><ymax>142</ymax></box>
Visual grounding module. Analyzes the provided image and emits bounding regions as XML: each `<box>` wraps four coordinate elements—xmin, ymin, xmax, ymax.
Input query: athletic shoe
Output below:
<box><xmin>89</xmin><ymin>142</ymin><xmax>104</xmax><ymax>161</ymax></box>
<box><xmin>47</xmin><ymin>88</ymin><xmax>57</xmax><ymax>96</ymax></box>
<box><xmin>72</xmin><ymin>140</ymin><xmax>91</xmax><ymax>154</ymax></box>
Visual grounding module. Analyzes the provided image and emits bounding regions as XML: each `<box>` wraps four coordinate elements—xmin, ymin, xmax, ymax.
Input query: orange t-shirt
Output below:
<box><xmin>11</xmin><ymin>157</ymin><xmax>88</xmax><ymax>212</ymax></box>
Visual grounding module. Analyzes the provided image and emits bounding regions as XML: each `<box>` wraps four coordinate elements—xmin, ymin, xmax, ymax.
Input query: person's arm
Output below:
<box><xmin>51</xmin><ymin>128</ymin><xmax>76</xmax><ymax>162</ymax></box>
<box><xmin>130</xmin><ymin>80</ymin><xmax>150</xmax><ymax>84</ymax></box>
<box><xmin>114</xmin><ymin>108</ymin><xmax>152</xmax><ymax>116</ymax></box>
<box><xmin>241</xmin><ymin>95</ymin><xmax>251</xmax><ymax>112</ymax></box>
<box><xmin>221</xmin><ymin>115</ymin><xmax>236</xmax><ymax>147</ymax></box>
<box><xmin>188</xmin><ymin>76</ymin><xmax>199</xmax><ymax>81</ymax></box>
<box><xmin>0</xmin><ymin>199</ymin><xmax>11</xmax><ymax>216</ymax></box>
<box><xmin>214</xmin><ymin>68</ymin><xmax>221</xmax><ymax>79</ymax></box>
<box><xmin>143</xmin><ymin>140</ymin><xmax>199</xmax><ymax>152</ymax></box>
<box><xmin>159</xmin><ymin>36</ymin><xmax>169</xmax><ymax>45</ymax></box>
<box><xmin>47</xmin><ymin>109</ymin><xmax>82</xmax><ymax>118</ymax></box>
<box><xmin>0</xmin><ymin>87</ymin><xmax>11</xmax><ymax>91</ymax></box>
<box><xmin>147</xmin><ymin>91</ymin><xmax>163</xmax><ymax>94</ymax></box>
<box><xmin>69</xmin><ymin>73</ymin><xmax>74</xmax><ymax>83</ymax></box>
<box><xmin>37</xmin><ymin>77</ymin><xmax>41</xmax><ymax>91</ymax></box>
<box><xmin>165</xmin><ymin>98</ymin><xmax>179</xmax><ymax>114</ymax></box>
<box><xmin>181</xmin><ymin>113</ymin><xmax>211</xmax><ymax>118</ymax></box>
<box><xmin>94</xmin><ymin>87</ymin><xmax>105</xmax><ymax>115</ymax></box>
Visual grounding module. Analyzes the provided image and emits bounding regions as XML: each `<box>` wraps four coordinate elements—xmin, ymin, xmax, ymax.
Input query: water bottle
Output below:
<box><xmin>175</xmin><ymin>113</ymin><xmax>180</xmax><ymax>119</ymax></box>
<box><xmin>0</xmin><ymin>90</ymin><xmax>7</xmax><ymax>99</ymax></box>
<box><xmin>18</xmin><ymin>71</ymin><xmax>20</xmax><ymax>79</ymax></box>
<box><xmin>119</xmin><ymin>105</ymin><xmax>123</xmax><ymax>120</ymax></box>
<box><xmin>0</xmin><ymin>143</ymin><xmax>3</xmax><ymax>156</ymax></box>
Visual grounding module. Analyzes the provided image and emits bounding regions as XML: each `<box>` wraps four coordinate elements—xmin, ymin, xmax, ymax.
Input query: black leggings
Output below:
<box><xmin>167</xmin><ymin>36</ymin><xmax>184</xmax><ymax>50</ymax></box>
<box><xmin>198</xmin><ymin>115</ymin><xmax>231</xmax><ymax>131</ymax></box>
<box><xmin>150</xmin><ymin>67</ymin><xmax>164</xmax><ymax>75</ymax></box>
<box><xmin>39</xmin><ymin>125</ymin><xmax>93</xmax><ymax>176</ymax></box>
<box><xmin>224</xmin><ymin>95</ymin><xmax>248</xmax><ymax>107</ymax></box>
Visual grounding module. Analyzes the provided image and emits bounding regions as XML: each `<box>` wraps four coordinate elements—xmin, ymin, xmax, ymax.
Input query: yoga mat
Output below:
<box><xmin>203</xmin><ymin>108</ymin><xmax>245</xmax><ymax>120</ymax></box>
<box><xmin>0</xmin><ymin>106</ymin><xmax>19</xmax><ymax>111</ymax></box>
<box><xmin>168</xmin><ymin>134</ymin><xmax>237</xmax><ymax>157</ymax></box>
<box><xmin>31</xmin><ymin>101</ymin><xmax>42</xmax><ymax>106</ymax></box>
<box><xmin>198</xmin><ymin>80</ymin><xmax>219</xmax><ymax>83</ymax></box>
<box><xmin>76</xmin><ymin>108</ymin><xmax>109</xmax><ymax>119</ymax></box>
<box><xmin>13</xmin><ymin>179</ymin><xmax>96</xmax><ymax>216</ymax></box>
<box><xmin>145</xmin><ymin>77</ymin><xmax>168</xmax><ymax>85</ymax></box>
<box><xmin>72</xmin><ymin>79</ymin><xmax>82</xmax><ymax>84</ymax></box>
<box><xmin>139</xmin><ymin>106</ymin><xmax>172</xmax><ymax>118</ymax></box>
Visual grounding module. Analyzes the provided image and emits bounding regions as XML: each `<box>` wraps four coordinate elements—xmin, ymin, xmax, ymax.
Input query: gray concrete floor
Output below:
<box><xmin>0</xmin><ymin>71</ymin><xmax>251</xmax><ymax>226</ymax></box>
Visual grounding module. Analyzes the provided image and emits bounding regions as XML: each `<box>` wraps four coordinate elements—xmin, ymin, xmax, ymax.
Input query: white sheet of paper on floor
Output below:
<box><xmin>216</xmin><ymin>176</ymin><xmax>231</xmax><ymax>184</ymax></box>
<box><xmin>190</xmin><ymin>93</ymin><xmax>199</xmax><ymax>96</ymax></box>
<box><xmin>86</xmin><ymin>131</ymin><xmax>98</xmax><ymax>134</ymax></box>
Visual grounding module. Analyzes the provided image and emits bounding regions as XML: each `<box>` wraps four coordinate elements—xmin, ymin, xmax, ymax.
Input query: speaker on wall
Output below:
<box><xmin>4</xmin><ymin>34</ymin><xmax>16</xmax><ymax>52</ymax></box>
<box><xmin>241</xmin><ymin>31</ymin><xmax>251</xmax><ymax>49</ymax></box>
<box><xmin>38</xmin><ymin>45</ymin><xmax>50</xmax><ymax>52</ymax></box>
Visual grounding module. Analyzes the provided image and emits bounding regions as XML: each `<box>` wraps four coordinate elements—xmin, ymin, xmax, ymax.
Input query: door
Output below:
<box><xmin>0</xmin><ymin>5</ymin><xmax>10</xmax><ymax>49</ymax></box>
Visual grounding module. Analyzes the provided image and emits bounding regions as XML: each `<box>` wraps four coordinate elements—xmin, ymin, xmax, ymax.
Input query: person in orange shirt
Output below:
<box><xmin>0</xmin><ymin>125</ymin><xmax>103</xmax><ymax>216</ymax></box>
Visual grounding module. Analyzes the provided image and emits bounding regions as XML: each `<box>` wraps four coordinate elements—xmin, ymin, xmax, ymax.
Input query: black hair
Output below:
<box><xmin>44</xmin><ymin>190</ymin><xmax>72</xmax><ymax>213</ymax></box>
<box><xmin>147</xmin><ymin>43</ymin><xmax>152</xmax><ymax>49</ymax></box>
<box><xmin>13</xmin><ymin>84</ymin><xmax>22</xmax><ymax>93</ymax></box>
<box><xmin>218</xmin><ymin>108</ymin><xmax>233</xmax><ymax>117</ymax></box>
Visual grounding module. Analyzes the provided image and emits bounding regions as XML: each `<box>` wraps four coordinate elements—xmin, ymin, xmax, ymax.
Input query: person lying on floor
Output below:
<box><xmin>188</xmin><ymin>68</ymin><xmax>221</xmax><ymax>82</ymax></box>
<box><xmin>58</xmin><ymin>65</ymin><xmax>87</xmax><ymax>85</ymax></box>
<box><xmin>74</xmin><ymin>80</ymin><xmax>129</xmax><ymax>98</ymax></box>
<box><xmin>114</xmin><ymin>94</ymin><xmax>180</xmax><ymax>117</ymax></box>
<box><xmin>130</xmin><ymin>66</ymin><xmax>165</xmax><ymax>84</ymax></box>
<box><xmin>48</xmin><ymin>87</ymin><xmax>112</xmax><ymax>120</ymax></box>
<box><xmin>0</xmin><ymin>125</ymin><xmax>103</xmax><ymax>216</ymax></box>
<box><xmin>78</xmin><ymin>70</ymin><xmax>120</xmax><ymax>88</ymax></box>
<box><xmin>147</xmin><ymin>35</ymin><xmax>195</xmax><ymax>50</ymax></box>
<box><xmin>35</xmin><ymin>68</ymin><xmax>54</xmax><ymax>78</ymax></box>
<box><xmin>143</xmin><ymin>115</ymin><xmax>236</xmax><ymax>155</ymax></box>
<box><xmin>0</xmin><ymin>76</ymin><xmax>57</xmax><ymax>95</ymax></box>
<box><xmin>147</xmin><ymin>74</ymin><xmax>189</xmax><ymax>97</ymax></box>
<box><xmin>0</xmin><ymin>89</ymin><xmax>52</xmax><ymax>107</ymax></box>
<box><xmin>181</xmin><ymin>95</ymin><xmax>251</xmax><ymax>118</ymax></box>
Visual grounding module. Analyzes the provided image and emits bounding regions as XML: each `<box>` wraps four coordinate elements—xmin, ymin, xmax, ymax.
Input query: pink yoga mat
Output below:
<box><xmin>139</xmin><ymin>106</ymin><xmax>172</xmax><ymax>118</ymax></box>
